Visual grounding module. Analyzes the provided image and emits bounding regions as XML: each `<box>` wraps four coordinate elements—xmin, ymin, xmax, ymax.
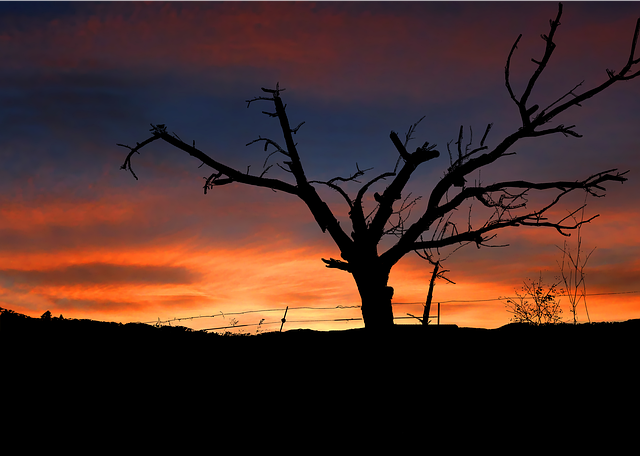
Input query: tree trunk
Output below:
<box><xmin>422</xmin><ymin>261</ymin><xmax>440</xmax><ymax>324</ymax></box>
<box><xmin>352</xmin><ymin>266</ymin><xmax>395</xmax><ymax>330</ymax></box>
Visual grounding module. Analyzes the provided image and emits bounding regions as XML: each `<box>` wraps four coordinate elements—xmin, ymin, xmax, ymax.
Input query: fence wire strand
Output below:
<box><xmin>141</xmin><ymin>290</ymin><xmax>640</xmax><ymax>332</ymax></box>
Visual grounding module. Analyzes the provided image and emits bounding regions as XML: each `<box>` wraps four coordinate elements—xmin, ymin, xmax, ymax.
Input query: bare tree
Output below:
<box><xmin>120</xmin><ymin>3</ymin><xmax>637</xmax><ymax>330</ymax></box>
<box><xmin>407</xmin><ymin>259</ymin><xmax>455</xmax><ymax>325</ymax></box>
<box><xmin>557</xmin><ymin>197</ymin><xmax>595</xmax><ymax>324</ymax></box>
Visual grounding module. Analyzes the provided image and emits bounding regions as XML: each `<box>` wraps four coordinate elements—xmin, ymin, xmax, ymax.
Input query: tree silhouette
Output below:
<box><xmin>120</xmin><ymin>3</ymin><xmax>637</xmax><ymax>330</ymax></box>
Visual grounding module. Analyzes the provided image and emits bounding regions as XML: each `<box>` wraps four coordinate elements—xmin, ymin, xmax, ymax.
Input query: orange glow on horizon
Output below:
<box><xmin>4</xmin><ymin>194</ymin><xmax>639</xmax><ymax>332</ymax></box>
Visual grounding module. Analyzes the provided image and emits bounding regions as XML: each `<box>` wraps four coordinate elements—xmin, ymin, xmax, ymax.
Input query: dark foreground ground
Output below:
<box><xmin>3</xmin><ymin>307</ymin><xmax>638</xmax><ymax>378</ymax></box>
<box><xmin>2</xmin><ymin>306</ymin><xmax>638</xmax><ymax>438</ymax></box>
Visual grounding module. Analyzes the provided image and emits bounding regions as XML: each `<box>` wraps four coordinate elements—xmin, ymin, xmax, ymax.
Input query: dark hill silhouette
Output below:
<box><xmin>2</xmin><ymin>306</ymin><xmax>637</xmax><ymax>436</ymax></box>
<box><xmin>3</xmin><ymin>306</ymin><xmax>638</xmax><ymax>376</ymax></box>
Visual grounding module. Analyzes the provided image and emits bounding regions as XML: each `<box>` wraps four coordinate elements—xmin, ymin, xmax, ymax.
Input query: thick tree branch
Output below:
<box><xmin>365</xmin><ymin>133</ymin><xmax>440</xmax><ymax>242</ymax></box>
<box><xmin>520</xmin><ymin>3</ymin><xmax>563</xmax><ymax>114</ymax></box>
<box><xmin>335</xmin><ymin>171</ymin><xmax>394</xmax><ymax>243</ymax></box>
<box><xmin>390</xmin><ymin>131</ymin><xmax>440</xmax><ymax>169</ymax></box>
<box><xmin>409</xmin><ymin>207</ymin><xmax>598</xmax><ymax>253</ymax></box>
<box><xmin>238</xmin><ymin>87</ymin><xmax>357</xmax><ymax>253</ymax></box>
<box><xmin>381</xmin><ymin>169</ymin><xmax>627</xmax><ymax>264</ymax></box>
<box><xmin>121</xmin><ymin>84</ymin><xmax>355</xmax><ymax>260</ymax></box>
<box><xmin>120</xmin><ymin>127</ymin><xmax>300</xmax><ymax>195</ymax></box>
<box><xmin>508</xmin><ymin>4</ymin><xmax>640</xmax><ymax>134</ymax></box>
<box><xmin>504</xmin><ymin>3</ymin><xmax>562</xmax><ymax>128</ymax></box>
<box><xmin>377</xmin><ymin>4</ymin><xmax>638</xmax><ymax>270</ymax></box>
<box><xmin>271</xmin><ymin>93</ymin><xmax>351</xmax><ymax>250</ymax></box>
<box><xmin>321</xmin><ymin>257</ymin><xmax>352</xmax><ymax>272</ymax></box>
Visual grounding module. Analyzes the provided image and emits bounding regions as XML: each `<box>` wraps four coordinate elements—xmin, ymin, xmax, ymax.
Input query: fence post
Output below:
<box><xmin>280</xmin><ymin>306</ymin><xmax>288</xmax><ymax>332</ymax></box>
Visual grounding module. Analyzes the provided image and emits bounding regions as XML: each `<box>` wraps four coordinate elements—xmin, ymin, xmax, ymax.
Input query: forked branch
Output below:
<box><xmin>406</xmin><ymin>169</ymin><xmax>627</xmax><ymax>254</ymax></box>
<box><xmin>506</xmin><ymin>3</ymin><xmax>640</xmax><ymax>135</ymax></box>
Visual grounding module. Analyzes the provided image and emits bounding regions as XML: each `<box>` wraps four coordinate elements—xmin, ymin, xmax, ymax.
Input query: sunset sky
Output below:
<box><xmin>2</xmin><ymin>1</ymin><xmax>640</xmax><ymax>332</ymax></box>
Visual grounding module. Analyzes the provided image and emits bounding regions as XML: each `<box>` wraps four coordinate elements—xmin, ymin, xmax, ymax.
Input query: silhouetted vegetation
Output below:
<box><xmin>120</xmin><ymin>3</ymin><xmax>638</xmax><ymax>330</ymax></box>
<box><xmin>556</xmin><ymin>199</ymin><xmax>595</xmax><ymax>324</ymax></box>
<box><xmin>504</xmin><ymin>275</ymin><xmax>563</xmax><ymax>325</ymax></box>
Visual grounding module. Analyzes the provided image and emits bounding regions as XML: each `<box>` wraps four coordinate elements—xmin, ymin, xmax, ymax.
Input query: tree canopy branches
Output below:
<box><xmin>119</xmin><ymin>3</ymin><xmax>636</xmax><ymax>328</ymax></box>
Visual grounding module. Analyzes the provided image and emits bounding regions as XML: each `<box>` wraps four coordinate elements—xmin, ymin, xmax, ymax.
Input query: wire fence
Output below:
<box><xmin>143</xmin><ymin>304</ymin><xmax>364</xmax><ymax>332</ymax></box>
<box><xmin>141</xmin><ymin>290</ymin><xmax>640</xmax><ymax>333</ymax></box>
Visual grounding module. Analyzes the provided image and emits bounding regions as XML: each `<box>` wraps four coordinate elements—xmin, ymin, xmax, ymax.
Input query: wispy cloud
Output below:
<box><xmin>6</xmin><ymin>2</ymin><xmax>636</xmax><ymax>103</ymax></box>
<box><xmin>0</xmin><ymin>262</ymin><xmax>200</xmax><ymax>287</ymax></box>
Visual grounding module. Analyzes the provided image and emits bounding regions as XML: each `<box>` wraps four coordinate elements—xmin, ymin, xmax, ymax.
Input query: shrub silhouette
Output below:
<box><xmin>504</xmin><ymin>275</ymin><xmax>563</xmax><ymax>325</ymax></box>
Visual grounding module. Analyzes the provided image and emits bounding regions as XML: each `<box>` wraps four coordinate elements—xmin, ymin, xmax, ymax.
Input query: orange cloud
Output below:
<box><xmin>0</xmin><ymin>178</ymin><xmax>360</xmax><ymax>327</ymax></box>
<box><xmin>4</xmin><ymin>156</ymin><xmax>640</xmax><ymax>331</ymax></box>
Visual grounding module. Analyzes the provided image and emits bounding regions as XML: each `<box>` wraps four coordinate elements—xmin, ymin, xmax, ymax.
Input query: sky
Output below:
<box><xmin>1</xmin><ymin>1</ymin><xmax>640</xmax><ymax>332</ymax></box>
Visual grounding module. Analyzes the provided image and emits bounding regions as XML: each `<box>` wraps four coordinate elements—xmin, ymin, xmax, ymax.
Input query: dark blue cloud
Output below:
<box><xmin>0</xmin><ymin>262</ymin><xmax>201</xmax><ymax>287</ymax></box>
<box><xmin>0</xmin><ymin>1</ymin><xmax>81</xmax><ymax>18</ymax></box>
